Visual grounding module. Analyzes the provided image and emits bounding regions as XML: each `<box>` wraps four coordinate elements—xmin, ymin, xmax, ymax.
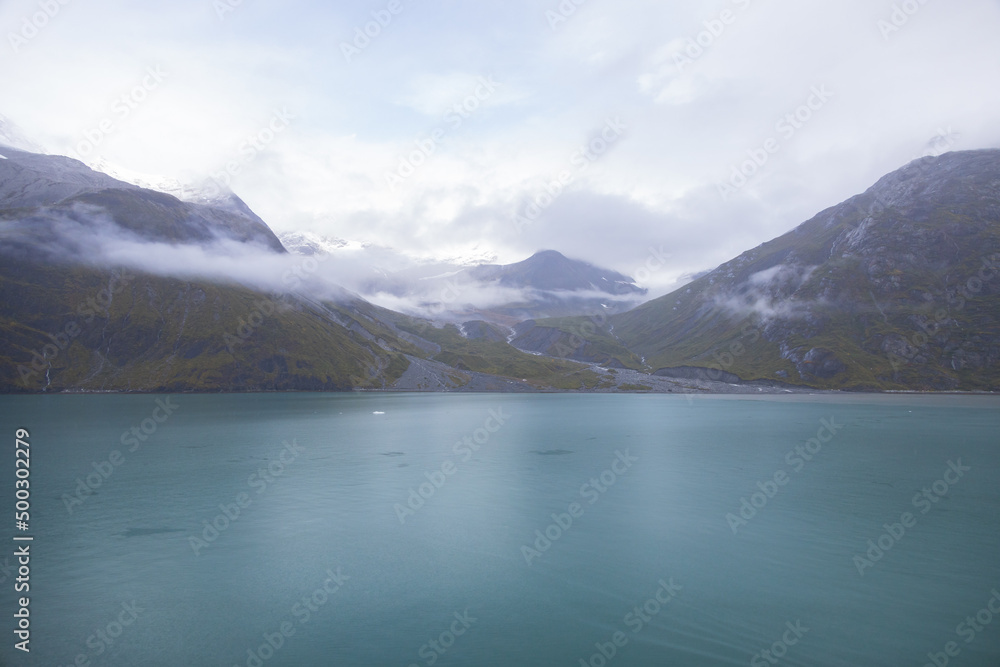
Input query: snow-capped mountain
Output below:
<box><xmin>0</xmin><ymin>146</ymin><xmax>285</xmax><ymax>252</ymax></box>
<box><xmin>84</xmin><ymin>157</ymin><xmax>261</xmax><ymax>222</ymax></box>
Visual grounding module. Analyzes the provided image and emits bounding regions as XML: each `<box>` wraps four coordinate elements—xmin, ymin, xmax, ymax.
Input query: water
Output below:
<box><xmin>0</xmin><ymin>393</ymin><xmax>998</xmax><ymax>666</ymax></box>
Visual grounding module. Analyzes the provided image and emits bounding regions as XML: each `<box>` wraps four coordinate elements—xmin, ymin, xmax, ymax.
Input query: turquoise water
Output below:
<box><xmin>0</xmin><ymin>393</ymin><xmax>998</xmax><ymax>666</ymax></box>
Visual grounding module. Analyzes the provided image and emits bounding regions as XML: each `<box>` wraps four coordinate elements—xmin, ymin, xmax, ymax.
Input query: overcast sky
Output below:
<box><xmin>2</xmin><ymin>0</ymin><xmax>999</xmax><ymax>293</ymax></box>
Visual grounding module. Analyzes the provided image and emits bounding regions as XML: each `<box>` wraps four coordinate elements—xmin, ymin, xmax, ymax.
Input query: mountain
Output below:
<box><xmin>0</xmin><ymin>147</ymin><xmax>284</xmax><ymax>252</ymax></box>
<box><xmin>0</xmin><ymin>147</ymin><xmax>406</xmax><ymax>392</ymax></box>
<box><xmin>0</xmin><ymin>145</ymin><xmax>604</xmax><ymax>393</ymax></box>
<box><xmin>513</xmin><ymin>150</ymin><xmax>1000</xmax><ymax>391</ymax></box>
<box><xmin>85</xmin><ymin>157</ymin><xmax>266</xmax><ymax>223</ymax></box>
<box><xmin>277</xmin><ymin>236</ymin><xmax>649</xmax><ymax>324</ymax></box>
<box><xmin>444</xmin><ymin>250</ymin><xmax>648</xmax><ymax>323</ymax></box>
<box><xmin>465</xmin><ymin>249</ymin><xmax>644</xmax><ymax>295</ymax></box>
<box><xmin>5</xmin><ymin>135</ymin><xmax>998</xmax><ymax>394</ymax></box>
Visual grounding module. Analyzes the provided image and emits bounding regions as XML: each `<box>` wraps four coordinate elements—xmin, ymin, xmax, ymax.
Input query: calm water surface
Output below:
<box><xmin>0</xmin><ymin>393</ymin><xmax>998</xmax><ymax>666</ymax></box>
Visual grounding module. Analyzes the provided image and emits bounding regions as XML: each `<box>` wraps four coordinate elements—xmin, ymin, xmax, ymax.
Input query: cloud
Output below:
<box><xmin>2</xmin><ymin>0</ymin><xmax>1000</xmax><ymax>296</ymax></box>
<box><xmin>1</xmin><ymin>200</ymin><xmax>649</xmax><ymax>322</ymax></box>
<box><xmin>712</xmin><ymin>263</ymin><xmax>820</xmax><ymax>320</ymax></box>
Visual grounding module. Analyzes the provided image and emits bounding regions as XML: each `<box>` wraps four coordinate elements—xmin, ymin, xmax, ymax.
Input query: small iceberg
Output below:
<box><xmin>373</xmin><ymin>411</ymin><xmax>385</xmax><ymax>415</ymax></box>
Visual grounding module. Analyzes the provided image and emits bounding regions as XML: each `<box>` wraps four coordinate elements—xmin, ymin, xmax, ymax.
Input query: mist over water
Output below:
<box><xmin>1</xmin><ymin>393</ymin><xmax>999</xmax><ymax>666</ymax></box>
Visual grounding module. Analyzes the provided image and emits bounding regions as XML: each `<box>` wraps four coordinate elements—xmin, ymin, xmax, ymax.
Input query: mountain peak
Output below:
<box><xmin>529</xmin><ymin>249</ymin><xmax>568</xmax><ymax>260</ymax></box>
<box><xmin>0</xmin><ymin>149</ymin><xmax>285</xmax><ymax>253</ymax></box>
<box><xmin>469</xmin><ymin>250</ymin><xmax>645</xmax><ymax>296</ymax></box>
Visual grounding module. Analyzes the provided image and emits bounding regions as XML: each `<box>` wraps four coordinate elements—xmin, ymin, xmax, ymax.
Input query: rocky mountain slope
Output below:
<box><xmin>0</xmin><ymin>147</ymin><xmax>284</xmax><ymax>252</ymax></box>
<box><xmin>0</xmin><ymin>147</ymin><xmax>604</xmax><ymax>393</ymax></box>
<box><xmin>513</xmin><ymin>150</ymin><xmax>1000</xmax><ymax>391</ymax></box>
<box><xmin>4</xmin><ymin>141</ymin><xmax>998</xmax><ymax>393</ymax></box>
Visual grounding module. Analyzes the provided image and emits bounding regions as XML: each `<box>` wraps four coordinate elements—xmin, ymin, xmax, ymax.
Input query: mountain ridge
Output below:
<box><xmin>1</xmin><ymin>141</ymin><xmax>998</xmax><ymax>393</ymax></box>
<box><xmin>512</xmin><ymin>149</ymin><xmax>1000</xmax><ymax>391</ymax></box>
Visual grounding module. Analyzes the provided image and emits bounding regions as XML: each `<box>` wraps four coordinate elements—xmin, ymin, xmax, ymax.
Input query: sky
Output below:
<box><xmin>2</xmin><ymin>0</ymin><xmax>999</xmax><ymax>295</ymax></box>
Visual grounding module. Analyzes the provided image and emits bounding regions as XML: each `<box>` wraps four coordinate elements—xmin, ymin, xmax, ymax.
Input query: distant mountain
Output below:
<box><xmin>445</xmin><ymin>250</ymin><xmax>648</xmax><ymax>323</ymax></box>
<box><xmin>514</xmin><ymin>150</ymin><xmax>1000</xmax><ymax>391</ymax></box>
<box><xmin>465</xmin><ymin>249</ymin><xmax>645</xmax><ymax>295</ymax></box>
<box><xmin>277</xmin><ymin>236</ymin><xmax>648</xmax><ymax>323</ymax></box>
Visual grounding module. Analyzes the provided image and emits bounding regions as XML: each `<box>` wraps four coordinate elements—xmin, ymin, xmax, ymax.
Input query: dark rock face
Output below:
<box><xmin>796</xmin><ymin>348</ymin><xmax>847</xmax><ymax>379</ymax></box>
